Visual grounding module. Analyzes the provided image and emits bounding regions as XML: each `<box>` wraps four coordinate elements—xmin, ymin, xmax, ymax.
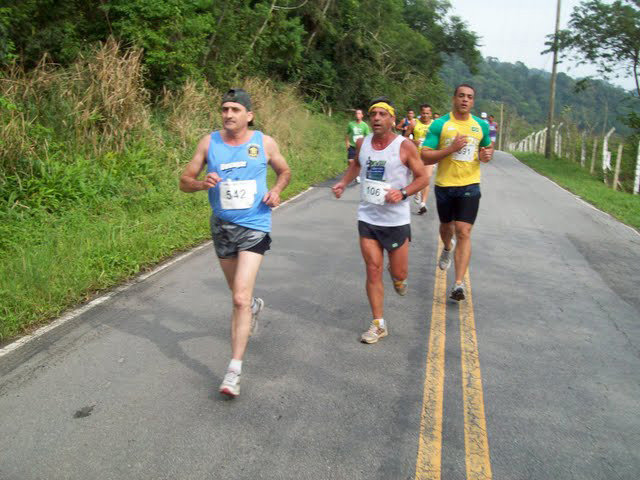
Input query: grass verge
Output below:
<box><xmin>0</xmin><ymin>120</ymin><xmax>346</xmax><ymax>343</ymax></box>
<box><xmin>513</xmin><ymin>152</ymin><xmax>640</xmax><ymax>231</ymax></box>
<box><xmin>1</xmin><ymin>46</ymin><xmax>348</xmax><ymax>342</ymax></box>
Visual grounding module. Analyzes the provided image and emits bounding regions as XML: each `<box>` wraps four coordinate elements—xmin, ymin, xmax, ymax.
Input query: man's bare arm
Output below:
<box><xmin>479</xmin><ymin>144</ymin><xmax>494</xmax><ymax>163</ymax></box>
<box><xmin>385</xmin><ymin>140</ymin><xmax>427</xmax><ymax>204</ymax></box>
<box><xmin>180</xmin><ymin>135</ymin><xmax>220</xmax><ymax>192</ymax></box>
<box><xmin>263</xmin><ymin>135</ymin><xmax>291</xmax><ymax>207</ymax></box>
<box><xmin>421</xmin><ymin>134</ymin><xmax>467</xmax><ymax>166</ymax></box>
<box><xmin>405</xmin><ymin>122</ymin><xmax>416</xmax><ymax>142</ymax></box>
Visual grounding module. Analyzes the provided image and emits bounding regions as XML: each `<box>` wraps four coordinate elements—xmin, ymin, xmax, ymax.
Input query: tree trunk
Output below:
<box><xmin>201</xmin><ymin>2</ymin><xmax>231</xmax><ymax>65</ymax></box>
<box><xmin>306</xmin><ymin>0</ymin><xmax>333</xmax><ymax>50</ymax></box>
<box><xmin>234</xmin><ymin>0</ymin><xmax>277</xmax><ymax>71</ymax></box>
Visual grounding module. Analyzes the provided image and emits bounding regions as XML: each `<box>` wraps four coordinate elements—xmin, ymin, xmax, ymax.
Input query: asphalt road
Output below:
<box><xmin>1</xmin><ymin>151</ymin><xmax>639</xmax><ymax>480</ymax></box>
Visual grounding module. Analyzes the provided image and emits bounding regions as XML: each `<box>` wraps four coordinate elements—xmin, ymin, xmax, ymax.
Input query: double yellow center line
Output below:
<box><xmin>415</xmin><ymin>240</ymin><xmax>492</xmax><ymax>480</ymax></box>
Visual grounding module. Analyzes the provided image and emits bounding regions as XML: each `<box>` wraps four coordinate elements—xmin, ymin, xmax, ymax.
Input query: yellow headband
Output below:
<box><xmin>368</xmin><ymin>102</ymin><xmax>395</xmax><ymax>117</ymax></box>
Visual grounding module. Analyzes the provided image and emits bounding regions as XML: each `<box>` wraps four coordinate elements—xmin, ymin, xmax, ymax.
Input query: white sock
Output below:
<box><xmin>374</xmin><ymin>318</ymin><xmax>385</xmax><ymax>328</ymax></box>
<box><xmin>228</xmin><ymin>359</ymin><xmax>242</xmax><ymax>373</ymax></box>
<box><xmin>420</xmin><ymin>202</ymin><xmax>426</xmax><ymax>208</ymax></box>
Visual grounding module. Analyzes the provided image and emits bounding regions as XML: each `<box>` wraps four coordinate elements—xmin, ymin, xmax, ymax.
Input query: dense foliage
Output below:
<box><xmin>554</xmin><ymin>0</ymin><xmax>640</xmax><ymax>97</ymax></box>
<box><xmin>0</xmin><ymin>0</ymin><xmax>480</xmax><ymax>108</ymax></box>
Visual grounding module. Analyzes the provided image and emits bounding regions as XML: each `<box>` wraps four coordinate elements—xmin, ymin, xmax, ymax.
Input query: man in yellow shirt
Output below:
<box><xmin>406</xmin><ymin>103</ymin><xmax>433</xmax><ymax>215</ymax></box>
<box><xmin>421</xmin><ymin>84</ymin><xmax>494</xmax><ymax>301</ymax></box>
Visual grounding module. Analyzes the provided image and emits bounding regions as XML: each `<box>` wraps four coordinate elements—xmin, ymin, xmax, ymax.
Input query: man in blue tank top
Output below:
<box><xmin>180</xmin><ymin>88</ymin><xmax>291</xmax><ymax>398</ymax></box>
<box><xmin>332</xmin><ymin>97</ymin><xmax>428</xmax><ymax>345</ymax></box>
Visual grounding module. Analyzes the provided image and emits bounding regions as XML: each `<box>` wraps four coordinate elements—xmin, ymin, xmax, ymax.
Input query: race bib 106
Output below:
<box><xmin>219</xmin><ymin>180</ymin><xmax>257</xmax><ymax>210</ymax></box>
<box><xmin>361</xmin><ymin>179</ymin><xmax>390</xmax><ymax>205</ymax></box>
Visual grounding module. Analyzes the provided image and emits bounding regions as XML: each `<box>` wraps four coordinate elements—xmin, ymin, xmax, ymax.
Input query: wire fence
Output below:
<box><xmin>509</xmin><ymin>124</ymin><xmax>640</xmax><ymax>195</ymax></box>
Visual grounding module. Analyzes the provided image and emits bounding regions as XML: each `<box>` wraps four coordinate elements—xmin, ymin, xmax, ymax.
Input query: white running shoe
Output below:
<box><xmin>450</xmin><ymin>282</ymin><xmax>466</xmax><ymax>301</ymax></box>
<box><xmin>438</xmin><ymin>238</ymin><xmax>456</xmax><ymax>271</ymax></box>
<box><xmin>414</xmin><ymin>192</ymin><xmax>422</xmax><ymax>205</ymax></box>
<box><xmin>355</xmin><ymin>176</ymin><xmax>361</xmax><ymax>184</ymax></box>
<box><xmin>386</xmin><ymin>263</ymin><xmax>408</xmax><ymax>296</ymax></box>
<box><xmin>360</xmin><ymin>321</ymin><xmax>388</xmax><ymax>344</ymax></box>
<box><xmin>250</xmin><ymin>297</ymin><xmax>264</xmax><ymax>335</ymax></box>
<box><xmin>220</xmin><ymin>370</ymin><xmax>241</xmax><ymax>397</ymax></box>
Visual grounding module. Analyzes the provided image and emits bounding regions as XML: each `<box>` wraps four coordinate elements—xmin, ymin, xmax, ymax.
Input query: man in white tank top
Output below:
<box><xmin>332</xmin><ymin>97</ymin><xmax>428</xmax><ymax>344</ymax></box>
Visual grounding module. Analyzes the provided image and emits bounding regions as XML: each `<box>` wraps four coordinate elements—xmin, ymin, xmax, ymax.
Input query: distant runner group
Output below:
<box><xmin>180</xmin><ymin>84</ymin><xmax>494</xmax><ymax>398</ymax></box>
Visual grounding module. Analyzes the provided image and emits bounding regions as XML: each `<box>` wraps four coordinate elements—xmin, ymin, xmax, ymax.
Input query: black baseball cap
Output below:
<box><xmin>222</xmin><ymin>88</ymin><xmax>252</xmax><ymax>111</ymax></box>
<box><xmin>221</xmin><ymin>88</ymin><xmax>253</xmax><ymax>126</ymax></box>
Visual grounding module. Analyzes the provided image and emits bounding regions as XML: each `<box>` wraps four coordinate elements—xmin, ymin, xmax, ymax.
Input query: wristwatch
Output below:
<box><xmin>400</xmin><ymin>188</ymin><xmax>408</xmax><ymax>200</ymax></box>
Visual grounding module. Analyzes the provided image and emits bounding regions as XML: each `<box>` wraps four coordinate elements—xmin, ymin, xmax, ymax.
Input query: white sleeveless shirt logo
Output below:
<box><xmin>358</xmin><ymin>134</ymin><xmax>411</xmax><ymax>226</ymax></box>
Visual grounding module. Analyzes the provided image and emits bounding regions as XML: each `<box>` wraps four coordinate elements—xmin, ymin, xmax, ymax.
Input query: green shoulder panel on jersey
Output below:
<box><xmin>423</xmin><ymin>114</ymin><xmax>449</xmax><ymax>149</ymax></box>
<box><xmin>471</xmin><ymin>115</ymin><xmax>492</xmax><ymax>148</ymax></box>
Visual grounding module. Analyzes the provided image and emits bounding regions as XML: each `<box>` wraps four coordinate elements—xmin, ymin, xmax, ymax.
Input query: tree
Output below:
<box><xmin>554</xmin><ymin>0</ymin><xmax>640</xmax><ymax>97</ymax></box>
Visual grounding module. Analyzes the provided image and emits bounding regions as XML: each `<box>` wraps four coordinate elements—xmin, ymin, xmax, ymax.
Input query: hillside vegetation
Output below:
<box><xmin>2</xmin><ymin>1</ymin><xmax>638</xmax><ymax>341</ymax></box>
<box><xmin>0</xmin><ymin>42</ymin><xmax>348</xmax><ymax>341</ymax></box>
<box><xmin>440</xmin><ymin>54</ymin><xmax>640</xmax><ymax>140</ymax></box>
<box><xmin>1</xmin><ymin>0</ymin><xmax>480</xmax><ymax>109</ymax></box>
<box><xmin>0</xmin><ymin>1</ymin><xmax>487</xmax><ymax>340</ymax></box>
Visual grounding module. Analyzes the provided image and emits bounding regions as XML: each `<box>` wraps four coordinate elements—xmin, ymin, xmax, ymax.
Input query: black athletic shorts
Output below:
<box><xmin>434</xmin><ymin>183</ymin><xmax>481</xmax><ymax>225</ymax></box>
<box><xmin>358</xmin><ymin>221</ymin><xmax>411</xmax><ymax>252</ymax></box>
<box><xmin>210</xmin><ymin>215</ymin><xmax>272</xmax><ymax>259</ymax></box>
<box><xmin>347</xmin><ymin>146</ymin><xmax>356</xmax><ymax>160</ymax></box>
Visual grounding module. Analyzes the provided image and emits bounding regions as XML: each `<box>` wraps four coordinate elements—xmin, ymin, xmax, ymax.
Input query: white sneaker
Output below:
<box><xmin>250</xmin><ymin>297</ymin><xmax>264</xmax><ymax>335</ymax></box>
<box><xmin>360</xmin><ymin>321</ymin><xmax>388</xmax><ymax>344</ymax></box>
<box><xmin>386</xmin><ymin>263</ymin><xmax>407</xmax><ymax>296</ymax></box>
<box><xmin>220</xmin><ymin>370</ymin><xmax>241</xmax><ymax>397</ymax></box>
<box><xmin>414</xmin><ymin>192</ymin><xmax>422</xmax><ymax>204</ymax></box>
<box><xmin>450</xmin><ymin>282</ymin><xmax>466</xmax><ymax>301</ymax></box>
<box><xmin>355</xmin><ymin>176</ymin><xmax>361</xmax><ymax>184</ymax></box>
<box><xmin>438</xmin><ymin>238</ymin><xmax>456</xmax><ymax>271</ymax></box>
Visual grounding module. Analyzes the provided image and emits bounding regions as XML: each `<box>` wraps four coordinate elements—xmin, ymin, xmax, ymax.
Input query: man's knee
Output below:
<box><xmin>440</xmin><ymin>222</ymin><xmax>455</xmax><ymax>234</ymax></box>
<box><xmin>232</xmin><ymin>291</ymin><xmax>252</xmax><ymax>311</ymax></box>
<box><xmin>455</xmin><ymin>223</ymin><xmax>472</xmax><ymax>240</ymax></box>
<box><xmin>365</xmin><ymin>261</ymin><xmax>383</xmax><ymax>281</ymax></box>
<box><xmin>389</xmin><ymin>263</ymin><xmax>407</xmax><ymax>281</ymax></box>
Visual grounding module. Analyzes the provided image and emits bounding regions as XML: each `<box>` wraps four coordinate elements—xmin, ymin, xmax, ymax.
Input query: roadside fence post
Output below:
<box><xmin>634</xmin><ymin>140</ymin><xmax>640</xmax><ymax>195</ymax></box>
<box><xmin>602</xmin><ymin>128</ymin><xmax>615</xmax><ymax>184</ymax></box>
<box><xmin>613</xmin><ymin>144</ymin><xmax>623</xmax><ymax>191</ymax></box>
<box><xmin>590</xmin><ymin>137</ymin><xmax>598</xmax><ymax>174</ymax></box>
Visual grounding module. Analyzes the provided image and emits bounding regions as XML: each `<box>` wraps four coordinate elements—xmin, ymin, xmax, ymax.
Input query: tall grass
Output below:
<box><xmin>0</xmin><ymin>40</ymin><xmax>346</xmax><ymax>342</ymax></box>
<box><xmin>0</xmin><ymin>39</ymin><xmax>151</xmax><ymax>179</ymax></box>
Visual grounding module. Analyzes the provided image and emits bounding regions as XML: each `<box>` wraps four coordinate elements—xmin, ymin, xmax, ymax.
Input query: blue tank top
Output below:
<box><xmin>207</xmin><ymin>131</ymin><xmax>271</xmax><ymax>232</ymax></box>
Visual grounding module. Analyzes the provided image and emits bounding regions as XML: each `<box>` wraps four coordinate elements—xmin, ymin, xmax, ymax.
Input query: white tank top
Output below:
<box><xmin>358</xmin><ymin>134</ymin><xmax>411</xmax><ymax>226</ymax></box>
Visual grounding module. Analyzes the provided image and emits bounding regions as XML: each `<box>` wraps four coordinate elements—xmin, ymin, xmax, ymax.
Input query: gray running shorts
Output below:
<box><xmin>210</xmin><ymin>214</ymin><xmax>271</xmax><ymax>259</ymax></box>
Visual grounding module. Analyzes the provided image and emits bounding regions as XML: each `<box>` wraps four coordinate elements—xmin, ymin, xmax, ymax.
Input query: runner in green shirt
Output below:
<box><xmin>346</xmin><ymin>109</ymin><xmax>371</xmax><ymax>184</ymax></box>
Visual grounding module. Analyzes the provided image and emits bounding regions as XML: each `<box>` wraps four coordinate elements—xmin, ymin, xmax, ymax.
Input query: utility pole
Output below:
<box><xmin>545</xmin><ymin>0</ymin><xmax>561</xmax><ymax>159</ymax></box>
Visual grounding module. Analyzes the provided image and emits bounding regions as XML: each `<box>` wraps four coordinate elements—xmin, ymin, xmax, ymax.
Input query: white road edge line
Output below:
<box><xmin>508</xmin><ymin>152</ymin><xmax>640</xmax><ymax>238</ymax></box>
<box><xmin>0</xmin><ymin>186</ymin><xmax>315</xmax><ymax>359</ymax></box>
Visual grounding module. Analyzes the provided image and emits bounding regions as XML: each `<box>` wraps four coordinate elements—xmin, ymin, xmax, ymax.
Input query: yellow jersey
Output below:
<box><xmin>423</xmin><ymin>112</ymin><xmax>491</xmax><ymax>187</ymax></box>
<box><xmin>413</xmin><ymin>118</ymin><xmax>432</xmax><ymax>147</ymax></box>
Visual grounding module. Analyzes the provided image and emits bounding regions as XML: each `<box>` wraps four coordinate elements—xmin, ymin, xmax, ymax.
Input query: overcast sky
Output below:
<box><xmin>449</xmin><ymin>0</ymin><xmax>636</xmax><ymax>92</ymax></box>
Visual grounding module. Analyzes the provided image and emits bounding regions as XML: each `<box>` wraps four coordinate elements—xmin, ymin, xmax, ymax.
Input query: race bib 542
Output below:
<box><xmin>219</xmin><ymin>180</ymin><xmax>257</xmax><ymax>210</ymax></box>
